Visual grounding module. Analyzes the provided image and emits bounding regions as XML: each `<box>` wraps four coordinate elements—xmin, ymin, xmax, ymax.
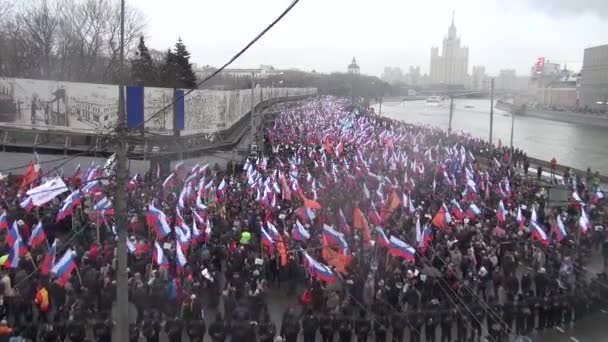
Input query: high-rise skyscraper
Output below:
<box><xmin>430</xmin><ymin>12</ymin><xmax>469</xmax><ymax>87</ymax></box>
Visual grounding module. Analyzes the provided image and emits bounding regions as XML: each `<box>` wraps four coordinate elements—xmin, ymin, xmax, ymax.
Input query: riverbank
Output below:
<box><xmin>496</xmin><ymin>102</ymin><xmax>608</xmax><ymax>128</ymax></box>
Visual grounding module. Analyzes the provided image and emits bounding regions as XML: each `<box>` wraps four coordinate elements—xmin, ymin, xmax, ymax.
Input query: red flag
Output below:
<box><xmin>20</xmin><ymin>162</ymin><xmax>39</xmax><ymax>191</ymax></box>
<box><xmin>431</xmin><ymin>206</ymin><xmax>449</xmax><ymax>230</ymax></box>
<box><xmin>352</xmin><ymin>207</ymin><xmax>372</xmax><ymax>245</ymax></box>
<box><xmin>324</xmin><ymin>138</ymin><xmax>333</xmax><ymax>155</ymax></box>
<box><xmin>299</xmin><ymin>190</ymin><xmax>322</xmax><ymax>209</ymax></box>
<box><xmin>381</xmin><ymin>191</ymin><xmax>402</xmax><ymax>223</ymax></box>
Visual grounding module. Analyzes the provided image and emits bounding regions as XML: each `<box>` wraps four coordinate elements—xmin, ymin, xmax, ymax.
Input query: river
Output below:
<box><xmin>374</xmin><ymin>99</ymin><xmax>608</xmax><ymax>175</ymax></box>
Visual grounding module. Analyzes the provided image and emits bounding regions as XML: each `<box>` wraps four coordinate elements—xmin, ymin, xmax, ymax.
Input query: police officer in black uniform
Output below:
<box><xmin>142</xmin><ymin>311</ymin><xmax>161</xmax><ymax>342</ymax></box>
<box><xmin>92</xmin><ymin>313</ymin><xmax>112</xmax><ymax>342</ymax></box>
<box><xmin>302</xmin><ymin>309</ymin><xmax>318</xmax><ymax>342</ymax></box>
<box><xmin>66</xmin><ymin>316</ymin><xmax>86</xmax><ymax>342</ymax></box>
<box><xmin>374</xmin><ymin>310</ymin><xmax>390</xmax><ymax>342</ymax></box>
<box><xmin>280</xmin><ymin>308</ymin><xmax>300</xmax><ymax>342</ymax></box>
<box><xmin>337</xmin><ymin>309</ymin><xmax>353</xmax><ymax>342</ymax></box>
<box><xmin>354</xmin><ymin>309</ymin><xmax>371</xmax><ymax>342</ymax></box>
<box><xmin>319</xmin><ymin>310</ymin><xmax>335</xmax><ymax>342</ymax></box>
<box><xmin>258</xmin><ymin>312</ymin><xmax>277</xmax><ymax>342</ymax></box>
<box><xmin>165</xmin><ymin>316</ymin><xmax>184</xmax><ymax>342</ymax></box>
<box><xmin>440</xmin><ymin>307</ymin><xmax>454</xmax><ymax>342</ymax></box>
<box><xmin>208</xmin><ymin>313</ymin><xmax>227</xmax><ymax>342</ymax></box>
<box><xmin>409</xmin><ymin>308</ymin><xmax>424</xmax><ymax>342</ymax></box>
<box><xmin>129</xmin><ymin>323</ymin><xmax>140</xmax><ymax>342</ymax></box>
<box><xmin>186</xmin><ymin>315</ymin><xmax>206</xmax><ymax>342</ymax></box>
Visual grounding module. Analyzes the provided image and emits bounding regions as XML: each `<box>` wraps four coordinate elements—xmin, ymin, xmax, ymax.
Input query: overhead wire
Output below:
<box><xmin>131</xmin><ymin>0</ymin><xmax>301</xmax><ymax>133</ymax></box>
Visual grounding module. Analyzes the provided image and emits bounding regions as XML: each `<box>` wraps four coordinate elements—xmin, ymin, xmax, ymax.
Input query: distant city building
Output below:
<box><xmin>496</xmin><ymin>69</ymin><xmax>517</xmax><ymax>91</ymax></box>
<box><xmin>429</xmin><ymin>12</ymin><xmax>469</xmax><ymax>87</ymax></box>
<box><xmin>470</xmin><ymin>66</ymin><xmax>487</xmax><ymax>91</ymax></box>
<box><xmin>194</xmin><ymin>64</ymin><xmax>283</xmax><ymax>80</ymax></box>
<box><xmin>580</xmin><ymin>44</ymin><xmax>608</xmax><ymax>111</ymax></box>
<box><xmin>381</xmin><ymin>67</ymin><xmax>405</xmax><ymax>84</ymax></box>
<box><xmin>407</xmin><ymin>66</ymin><xmax>421</xmax><ymax>86</ymax></box>
<box><xmin>531</xmin><ymin>66</ymin><xmax>579</xmax><ymax>108</ymax></box>
<box><xmin>348</xmin><ymin>57</ymin><xmax>360</xmax><ymax>75</ymax></box>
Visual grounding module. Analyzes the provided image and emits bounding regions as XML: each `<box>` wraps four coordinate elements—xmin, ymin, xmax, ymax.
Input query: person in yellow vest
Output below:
<box><xmin>34</xmin><ymin>285</ymin><xmax>50</xmax><ymax>322</ymax></box>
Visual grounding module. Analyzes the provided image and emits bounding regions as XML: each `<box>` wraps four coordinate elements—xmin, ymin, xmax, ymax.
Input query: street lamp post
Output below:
<box><xmin>510</xmin><ymin>111</ymin><xmax>515</xmax><ymax>150</ymax></box>
<box><xmin>489</xmin><ymin>78</ymin><xmax>495</xmax><ymax>145</ymax></box>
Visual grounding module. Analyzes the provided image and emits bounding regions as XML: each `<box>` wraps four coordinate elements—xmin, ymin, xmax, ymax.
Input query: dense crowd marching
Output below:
<box><xmin>0</xmin><ymin>97</ymin><xmax>605</xmax><ymax>341</ymax></box>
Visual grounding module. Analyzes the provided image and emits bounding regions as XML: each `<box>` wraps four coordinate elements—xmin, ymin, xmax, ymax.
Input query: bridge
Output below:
<box><xmin>379</xmin><ymin>90</ymin><xmax>515</xmax><ymax>103</ymax></box>
<box><xmin>0</xmin><ymin>94</ymin><xmax>313</xmax><ymax>173</ymax></box>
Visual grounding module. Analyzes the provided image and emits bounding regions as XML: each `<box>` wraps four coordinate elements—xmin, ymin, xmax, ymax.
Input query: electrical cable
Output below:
<box><xmin>132</xmin><ymin>0</ymin><xmax>300</xmax><ymax>132</ymax></box>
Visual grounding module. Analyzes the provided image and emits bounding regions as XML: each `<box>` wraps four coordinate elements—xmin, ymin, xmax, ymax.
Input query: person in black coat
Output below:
<box><xmin>66</xmin><ymin>317</ymin><xmax>86</xmax><ymax>342</ymax></box>
<box><xmin>141</xmin><ymin>313</ymin><xmax>161</xmax><ymax>342</ymax></box>
<box><xmin>301</xmin><ymin>309</ymin><xmax>318</xmax><ymax>342</ymax></box>
<box><xmin>408</xmin><ymin>309</ymin><xmax>424</xmax><ymax>342</ymax></box>
<box><xmin>319</xmin><ymin>310</ymin><xmax>335</xmax><ymax>342</ymax></box>
<box><xmin>337</xmin><ymin>309</ymin><xmax>353</xmax><ymax>342</ymax></box>
<box><xmin>186</xmin><ymin>317</ymin><xmax>206</xmax><ymax>342</ymax></box>
<box><xmin>258</xmin><ymin>312</ymin><xmax>276</xmax><ymax>342</ymax></box>
<box><xmin>208</xmin><ymin>313</ymin><xmax>227</xmax><ymax>342</ymax></box>
<box><xmin>280</xmin><ymin>309</ymin><xmax>300</xmax><ymax>342</ymax></box>
<box><xmin>354</xmin><ymin>310</ymin><xmax>371</xmax><ymax>342</ymax></box>
<box><xmin>440</xmin><ymin>308</ymin><xmax>454</xmax><ymax>342</ymax></box>
<box><xmin>129</xmin><ymin>323</ymin><xmax>140</xmax><ymax>342</ymax></box>
<box><xmin>374</xmin><ymin>311</ymin><xmax>389</xmax><ymax>342</ymax></box>
<box><xmin>165</xmin><ymin>316</ymin><xmax>184</xmax><ymax>342</ymax></box>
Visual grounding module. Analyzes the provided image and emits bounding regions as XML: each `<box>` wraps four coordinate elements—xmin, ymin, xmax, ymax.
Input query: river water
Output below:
<box><xmin>374</xmin><ymin>99</ymin><xmax>608</xmax><ymax>175</ymax></box>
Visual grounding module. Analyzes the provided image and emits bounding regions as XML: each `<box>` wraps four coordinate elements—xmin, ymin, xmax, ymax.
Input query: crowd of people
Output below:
<box><xmin>0</xmin><ymin>97</ymin><xmax>605</xmax><ymax>342</ymax></box>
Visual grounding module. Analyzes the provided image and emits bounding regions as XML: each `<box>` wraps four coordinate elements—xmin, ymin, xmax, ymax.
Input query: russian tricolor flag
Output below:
<box><xmin>176</xmin><ymin>241</ymin><xmax>188</xmax><ymax>273</ymax></box>
<box><xmin>51</xmin><ymin>249</ymin><xmax>77</xmax><ymax>286</ymax></box>
<box><xmin>260</xmin><ymin>226</ymin><xmax>275</xmax><ymax>251</ymax></box>
<box><xmin>0</xmin><ymin>211</ymin><xmax>7</xmax><ymax>230</ymax></box>
<box><xmin>376</xmin><ymin>227</ymin><xmax>390</xmax><ymax>248</ymax></box>
<box><xmin>4</xmin><ymin>238</ymin><xmax>21</xmax><ymax>269</ymax></box>
<box><xmin>293</xmin><ymin>220</ymin><xmax>310</xmax><ymax>241</ymax></box>
<box><xmin>56</xmin><ymin>190</ymin><xmax>81</xmax><ymax>223</ymax></box>
<box><xmin>337</xmin><ymin>208</ymin><xmax>352</xmax><ymax>235</ymax></box>
<box><xmin>420</xmin><ymin>226</ymin><xmax>433</xmax><ymax>253</ymax></box>
<box><xmin>450</xmin><ymin>200</ymin><xmax>465</xmax><ymax>221</ymax></box>
<box><xmin>7</xmin><ymin>222</ymin><xmax>27</xmax><ymax>256</ymax></box>
<box><xmin>322</xmin><ymin>224</ymin><xmax>349</xmax><ymax>255</ymax></box>
<box><xmin>146</xmin><ymin>204</ymin><xmax>172</xmax><ymax>239</ymax></box>
<box><xmin>153</xmin><ymin>241</ymin><xmax>169</xmax><ymax>268</ymax></box>
<box><xmin>20</xmin><ymin>196</ymin><xmax>34</xmax><ymax>213</ymax></box>
<box><xmin>531</xmin><ymin>222</ymin><xmax>550</xmax><ymax>246</ymax></box>
<box><xmin>516</xmin><ymin>206</ymin><xmax>525</xmax><ymax>228</ymax></box>
<box><xmin>81</xmin><ymin>180</ymin><xmax>102</xmax><ymax>195</ymax></box>
<box><xmin>389</xmin><ymin>236</ymin><xmax>416</xmax><ymax>261</ymax></box>
<box><xmin>466</xmin><ymin>203</ymin><xmax>482</xmax><ymax>219</ymax></box>
<box><xmin>579</xmin><ymin>209</ymin><xmax>591</xmax><ymax>234</ymax></box>
<box><xmin>41</xmin><ymin>239</ymin><xmax>57</xmax><ymax>276</ymax></box>
<box><xmin>303</xmin><ymin>251</ymin><xmax>336</xmax><ymax>283</ymax></box>
<box><xmin>29</xmin><ymin>222</ymin><xmax>46</xmax><ymax>248</ymax></box>
<box><xmin>94</xmin><ymin>196</ymin><xmax>114</xmax><ymax>217</ymax></box>
<box><xmin>554</xmin><ymin>215</ymin><xmax>568</xmax><ymax>242</ymax></box>
<box><xmin>496</xmin><ymin>200</ymin><xmax>508</xmax><ymax>223</ymax></box>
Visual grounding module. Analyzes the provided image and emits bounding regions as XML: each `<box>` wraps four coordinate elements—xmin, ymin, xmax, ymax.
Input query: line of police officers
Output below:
<box><xmin>34</xmin><ymin>271</ymin><xmax>598</xmax><ymax>342</ymax></box>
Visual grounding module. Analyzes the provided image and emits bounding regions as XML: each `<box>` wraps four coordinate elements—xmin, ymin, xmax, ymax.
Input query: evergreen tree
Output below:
<box><xmin>130</xmin><ymin>36</ymin><xmax>156</xmax><ymax>86</ymax></box>
<box><xmin>169</xmin><ymin>38</ymin><xmax>197</xmax><ymax>89</ymax></box>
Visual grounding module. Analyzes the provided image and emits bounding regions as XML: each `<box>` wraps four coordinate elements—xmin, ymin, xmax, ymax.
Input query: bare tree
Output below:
<box><xmin>17</xmin><ymin>0</ymin><xmax>61</xmax><ymax>78</ymax></box>
<box><xmin>104</xmin><ymin>1</ymin><xmax>146</xmax><ymax>82</ymax></box>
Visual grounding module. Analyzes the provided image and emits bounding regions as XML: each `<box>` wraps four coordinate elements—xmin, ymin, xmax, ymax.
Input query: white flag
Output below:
<box><xmin>26</xmin><ymin>177</ymin><xmax>68</xmax><ymax>206</ymax></box>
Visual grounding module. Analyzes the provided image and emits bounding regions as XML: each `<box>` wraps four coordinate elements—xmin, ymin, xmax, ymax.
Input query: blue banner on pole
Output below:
<box><xmin>126</xmin><ymin>86</ymin><xmax>144</xmax><ymax>129</ymax></box>
<box><xmin>175</xmin><ymin>89</ymin><xmax>185</xmax><ymax>130</ymax></box>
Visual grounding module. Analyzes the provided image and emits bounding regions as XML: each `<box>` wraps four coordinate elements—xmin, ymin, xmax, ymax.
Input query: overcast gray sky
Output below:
<box><xmin>128</xmin><ymin>0</ymin><xmax>608</xmax><ymax>77</ymax></box>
